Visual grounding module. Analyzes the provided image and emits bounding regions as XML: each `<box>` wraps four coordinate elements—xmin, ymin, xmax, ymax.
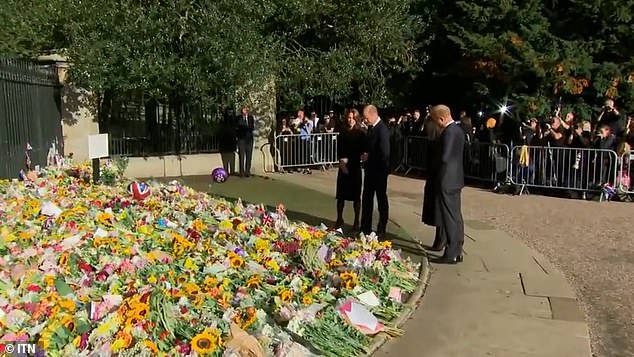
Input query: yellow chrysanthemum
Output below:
<box><xmin>144</xmin><ymin>340</ymin><xmax>159</xmax><ymax>354</ymax></box>
<box><xmin>184</xmin><ymin>258</ymin><xmax>199</xmax><ymax>271</ymax></box>
<box><xmin>266</xmin><ymin>259</ymin><xmax>280</xmax><ymax>272</ymax></box>
<box><xmin>218</xmin><ymin>220</ymin><xmax>233</xmax><ymax>230</ymax></box>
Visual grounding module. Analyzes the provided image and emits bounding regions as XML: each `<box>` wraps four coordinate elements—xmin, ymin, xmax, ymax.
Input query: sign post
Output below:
<box><xmin>88</xmin><ymin>134</ymin><xmax>109</xmax><ymax>184</ymax></box>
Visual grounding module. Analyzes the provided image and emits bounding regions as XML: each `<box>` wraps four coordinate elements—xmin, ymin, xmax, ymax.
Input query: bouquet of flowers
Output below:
<box><xmin>0</xmin><ymin>163</ymin><xmax>420</xmax><ymax>356</ymax></box>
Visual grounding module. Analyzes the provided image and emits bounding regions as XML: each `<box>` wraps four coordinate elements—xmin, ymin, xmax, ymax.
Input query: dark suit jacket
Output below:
<box><xmin>235</xmin><ymin>115</ymin><xmax>255</xmax><ymax>140</ymax></box>
<box><xmin>365</xmin><ymin>120</ymin><xmax>390</xmax><ymax>174</ymax></box>
<box><xmin>437</xmin><ymin>122</ymin><xmax>465</xmax><ymax>191</ymax></box>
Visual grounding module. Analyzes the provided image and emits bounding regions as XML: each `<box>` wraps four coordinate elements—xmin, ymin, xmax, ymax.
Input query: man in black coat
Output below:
<box><xmin>429</xmin><ymin>105</ymin><xmax>465</xmax><ymax>264</ymax></box>
<box><xmin>360</xmin><ymin>104</ymin><xmax>390</xmax><ymax>238</ymax></box>
<box><xmin>236</xmin><ymin>106</ymin><xmax>255</xmax><ymax>177</ymax></box>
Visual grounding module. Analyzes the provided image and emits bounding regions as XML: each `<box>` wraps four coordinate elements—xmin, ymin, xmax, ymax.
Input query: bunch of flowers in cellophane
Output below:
<box><xmin>0</xmin><ymin>165</ymin><xmax>420</xmax><ymax>357</ymax></box>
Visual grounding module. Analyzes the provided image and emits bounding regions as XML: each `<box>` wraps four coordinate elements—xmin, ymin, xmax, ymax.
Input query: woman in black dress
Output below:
<box><xmin>421</xmin><ymin>118</ymin><xmax>445</xmax><ymax>250</ymax></box>
<box><xmin>336</xmin><ymin>109</ymin><xmax>366</xmax><ymax>229</ymax></box>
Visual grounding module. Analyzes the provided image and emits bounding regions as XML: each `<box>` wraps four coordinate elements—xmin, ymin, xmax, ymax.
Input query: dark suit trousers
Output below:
<box><xmin>432</xmin><ymin>224</ymin><xmax>446</xmax><ymax>249</ymax></box>
<box><xmin>360</xmin><ymin>171</ymin><xmax>389</xmax><ymax>235</ymax></box>
<box><xmin>438</xmin><ymin>189</ymin><xmax>464</xmax><ymax>259</ymax></box>
<box><xmin>237</xmin><ymin>138</ymin><xmax>254</xmax><ymax>175</ymax></box>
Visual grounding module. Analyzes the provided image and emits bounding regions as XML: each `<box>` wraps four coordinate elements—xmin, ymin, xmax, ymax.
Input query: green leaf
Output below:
<box><xmin>54</xmin><ymin>278</ymin><xmax>74</xmax><ymax>297</ymax></box>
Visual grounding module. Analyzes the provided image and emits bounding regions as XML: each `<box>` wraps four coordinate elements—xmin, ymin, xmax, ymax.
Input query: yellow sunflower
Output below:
<box><xmin>279</xmin><ymin>288</ymin><xmax>293</xmax><ymax>303</ymax></box>
<box><xmin>246</xmin><ymin>275</ymin><xmax>261</xmax><ymax>289</ymax></box>
<box><xmin>96</xmin><ymin>212</ymin><xmax>113</xmax><ymax>226</ymax></box>
<box><xmin>182</xmin><ymin>282</ymin><xmax>201</xmax><ymax>296</ymax></box>
<box><xmin>339</xmin><ymin>271</ymin><xmax>358</xmax><ymax>289</ymax></box>
<box><xmin>329</xmin><ymin>259</ymin><xmax>343</xmax><ymax>268</ymax></box>
<box><xmin>229</xmin><ymin>255</ymin><xmax>244</xmax><ymax>269</ymax></box>
<box><xmin>191</xmin><ymin>328</ymin><xmax>221</xmax><ymax>355</ymax></box>
<box><xmin>203</xmin><ymin>276</ymin><xmax>218</xmax><ymax>289</ymax></box>
<box><xmin>301</xmin><ymin>294</ymin><xmax>313</xmax><ymax>305</ymax></box>
<box><xmin>58</xmin><ymin>298</ymin><xmax>76</xmax><ymax>312</ymax></box>
<box><xmin>59</xmin><ymin>314</ymin><xmax>76</xmax><ymax>332</ymax></box>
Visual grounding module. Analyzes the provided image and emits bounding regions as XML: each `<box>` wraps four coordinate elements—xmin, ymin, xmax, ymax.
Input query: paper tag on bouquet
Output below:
<box><xmin>317</xmin><ymin>136</ymin><xmax>322</xmax><ymax>141</ymax></box>
<box><xmin>284</xmin><ymin>138</ymin><xmax>288</xmax><ymax>142</ymax></box>
<box><xmin>388</xmin><ymin>287</ymin><xmax>402</xmax><ymax>303</ymax></box>
<box><xmin>356</xmin><ymin>291</ymin><xmax>380</xmax><ymax>308</ymax></box>
<box><xmin>338</xmin><ymin>299</ymin><xmax>384</xmax><ymax>335</ymax></box>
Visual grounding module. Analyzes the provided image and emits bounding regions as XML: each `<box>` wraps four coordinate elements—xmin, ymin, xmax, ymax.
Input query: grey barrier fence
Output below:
<box><xmin>273</xmin><ymin>133</ymin><xmax>633</xmax><ymax>198</ymax></box>
<box><xmin>403</xmin><ymin>136</ymin><xmax>510</xmax><ymax>183</ymax></box>
<box><xmin>273</xmin><ymin>133</ymin><xmax>339</xmax><ymax>170</ymax></box>
<box><xmin>508</xmin><ymin>146</ymin><xmax>619</xmax><ymax>194</ymax></box>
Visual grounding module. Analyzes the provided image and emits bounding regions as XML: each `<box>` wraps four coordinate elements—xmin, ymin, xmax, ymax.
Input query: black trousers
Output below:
<box><xmin>360</xmin><ymin>171</ymin><xmax>389</xmax><ymax>236</ymax></box>
<box><xmin>237</xmin><ymin>138</ymin><xmax>254</xmax><ymax>176</ymax></box>
<box><xmin>438</xmin><ymin>189</ymin><xmax>464</xmax><ymax>259</ymax></box>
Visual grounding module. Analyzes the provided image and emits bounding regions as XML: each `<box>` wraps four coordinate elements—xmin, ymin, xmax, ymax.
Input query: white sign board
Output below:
<box><xmin>88</xmin><ymin>134</ymin><xmax>109</xmax><ymax>159</ymax></box>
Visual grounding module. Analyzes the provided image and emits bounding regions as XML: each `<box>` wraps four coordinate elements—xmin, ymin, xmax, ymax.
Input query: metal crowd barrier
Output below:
<box><xmin>273</xmin><ymin>133</ymin><xmax>339</xmax><ymax>170</ymax></box>
<box><xmin>618</xmin><ymin>151</ymin><xmax>634</xmax><ymax>194</ymax></box>
<box><xmin>509</xmin><ymin>146</ymin><xmax>618</xmax><ymax>193</ymax></box>
<box><xmin>464</xmin><ymin>142</ymin><xmax>510</xmax><ymax>183</ymax></box>
<box><xmin>403</xmin><ymin>136</ymin><xmax>428</xmax><ymax>174</ymax></box>
<box><xmin>403</xmin><ymin>136</ymin><xmax>509</xmax><ymax>183</ymax></box>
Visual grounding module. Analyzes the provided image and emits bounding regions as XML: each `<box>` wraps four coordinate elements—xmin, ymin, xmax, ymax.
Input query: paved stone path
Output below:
<box><xmin>268</xmin><ymin>171</ymin><xmax>592</xmax><ymax>357</ymax></box>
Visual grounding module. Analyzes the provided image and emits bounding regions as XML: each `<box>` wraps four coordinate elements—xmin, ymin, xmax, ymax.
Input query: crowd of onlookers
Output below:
<box><xmin>274</xmin><ymin>101</ymin><xmax>634</xmax><ymax>200</ymax></box>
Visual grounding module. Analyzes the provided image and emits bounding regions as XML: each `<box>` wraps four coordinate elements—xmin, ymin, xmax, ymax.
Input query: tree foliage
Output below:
<box><xmin>0</xmin><ymin>0</ymin><xmax>431</xmax><ymax>109</ymax></box>
<box><xmin>424</xmin><ymin>0</ymin><xmax>634</xmax><ymax>120</ymax></box>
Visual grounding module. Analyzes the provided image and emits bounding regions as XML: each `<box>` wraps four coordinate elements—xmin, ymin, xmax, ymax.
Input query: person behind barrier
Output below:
<box><xmin>335</xmin><ymin>109</ymin><xmax>366</xmax><ymax>230</ymax></box>
<box><xmin>428</xmin><ymin>104</ymin><xmax>465</xmax><ymax>264</ymax></box>
<box><xmin>277</xmin><ymin>118</ymin><xmax>294</xmax><ymax>171</ymax></box>
<box><xmin>236</xmin><ymin>106</ymin><xmax>255</xmax><ymax>177</ymax></box>
<box><xmin>598</xmin><ymin>99</ymin><xmax>624</xmax><ymax>137</ymax></box>
<box><xmin>388</xmin><ymin>117</ymin><xmax>403</xmax><ymax>171</ymax></box>
<box><xmin>298</xmin><ymin>109</ymin><xmax>314</xmax><ymax>174</ymax></box>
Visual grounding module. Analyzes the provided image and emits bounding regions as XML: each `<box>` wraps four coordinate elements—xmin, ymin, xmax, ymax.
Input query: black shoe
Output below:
<box><xmin>335</xmin><ymin>220</ymin><xmax>344</xmax><ymax>229</ymax></box>
<box><xmin>431</xmin><ymin>255</ymin><xmax>463</xmax><ymax>265</ymax></box>
<box><xmin>427</xmin><ymin>245</ymin><xmax>446</xmax><ymax>252</ymax></box>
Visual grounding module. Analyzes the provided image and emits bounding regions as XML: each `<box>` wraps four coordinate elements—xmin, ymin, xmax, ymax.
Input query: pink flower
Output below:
<box><xmin>118</xmin><ymin>260</ymin><xmax>136</xmax><ymax>274</ymax></box>
<box><xmin>1</xmin><ymin>331</ymin><xmax>29</xmax><ymax>342</ymax></box>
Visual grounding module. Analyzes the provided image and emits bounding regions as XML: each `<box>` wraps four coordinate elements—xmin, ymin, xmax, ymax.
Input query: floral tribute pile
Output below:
<box><xmin>0</xmin><ymin>164</ymin><xmax>420</xmax><ymax>357</ymax></box>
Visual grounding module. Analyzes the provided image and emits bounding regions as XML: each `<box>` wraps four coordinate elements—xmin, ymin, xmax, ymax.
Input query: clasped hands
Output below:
<box><xmin>340</xmin><ymin>153</ymin><xmax>368</xmax><ymax>174</ymax></box>
<box><xmin>339</xmin><ymin>158</ymin><xmax>349</xmax><ymax>174</ymax></box>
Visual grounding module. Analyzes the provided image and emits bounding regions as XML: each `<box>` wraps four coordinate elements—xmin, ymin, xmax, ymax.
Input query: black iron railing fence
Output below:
<box><xmin>0</xmin><ymin>57</ymin><xmax>63</xmax><ymax>178</ymax></box>
<box><xmin>109</xmin><ymin>128</ymin><xmax>220</xmax><ymax>156</ymax></box>
<box><xmin>103</xmin><ymin>95</ymin><xmax>227</xmax><ymax>157</ymax></box>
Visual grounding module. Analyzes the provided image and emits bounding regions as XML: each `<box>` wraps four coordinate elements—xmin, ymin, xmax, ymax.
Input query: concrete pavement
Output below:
<box><xmin>266</xmin><ymin>171</ymin><xmax>592</xmax><ymax>357</ymax></box>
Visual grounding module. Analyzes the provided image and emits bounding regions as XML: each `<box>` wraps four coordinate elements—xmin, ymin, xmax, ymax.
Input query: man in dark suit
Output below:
<box><xmin>236</xmin><ymin>106</ymin><xmax>255</xmax><ymax>177</ymax></box>
<box><xmin>360</xmin><ymin>105</ymin><xmax>390</xmax><ymax>238</ymax></box>
<box><xmin>429</xmin><ymin>105</ymin><xmax>465</xmax><ymax>264</ymax></box>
